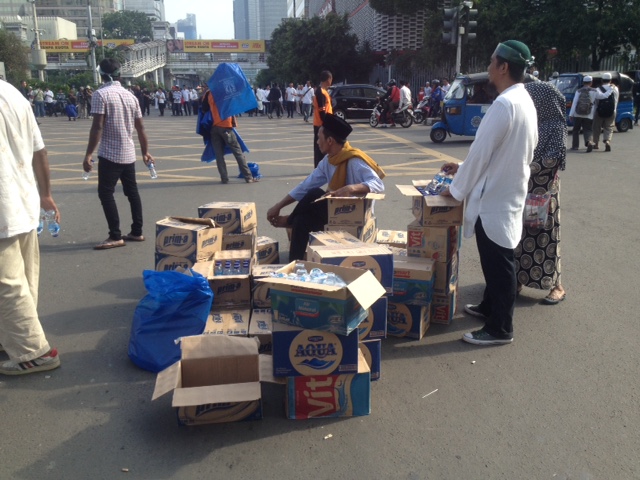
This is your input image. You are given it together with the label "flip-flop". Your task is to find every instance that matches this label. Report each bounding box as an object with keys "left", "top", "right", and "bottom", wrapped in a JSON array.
[{"left": 542, "top": 292, "right": 566, "bottom": 305}]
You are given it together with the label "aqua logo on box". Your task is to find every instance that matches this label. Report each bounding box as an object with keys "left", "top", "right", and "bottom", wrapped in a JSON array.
[
  {"left": 290, "top": 332, "right": 343, "bottom": 376},
  {"left": 387, "top": 303, "right": 412, "bottom": 336}
]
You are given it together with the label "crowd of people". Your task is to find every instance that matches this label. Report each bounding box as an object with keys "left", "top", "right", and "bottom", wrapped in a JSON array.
[{"left": 252, "top": 82, "right": 317, "bottom": 121}]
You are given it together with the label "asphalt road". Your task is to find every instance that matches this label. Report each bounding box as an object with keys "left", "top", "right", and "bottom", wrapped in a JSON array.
[{"left": 1, "top": 110, "right": 639, "bottom": 480}]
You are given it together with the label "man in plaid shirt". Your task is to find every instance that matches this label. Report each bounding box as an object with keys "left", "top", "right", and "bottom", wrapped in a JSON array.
[{"left": 83, "top": 59, "right": 154, "bottom": 250}]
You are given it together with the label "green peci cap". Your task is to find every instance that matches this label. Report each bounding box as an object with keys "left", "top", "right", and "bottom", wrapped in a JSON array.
[{"left": 494, "top": 40, "right": 535, "bottom": 67}]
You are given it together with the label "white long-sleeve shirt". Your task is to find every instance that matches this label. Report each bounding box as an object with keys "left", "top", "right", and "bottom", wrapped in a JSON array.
[
  {"left": 289, "top": 155, "right": 384, "bottom": 201},
  {"left": 398, "top": 85, "right": 412, "bottom": 109},
  {"left": 449, "top": 83, "right": 538, "bottom": 249},
  {"left": 569, "top": 86, "right": 597, "bottom": 119}
]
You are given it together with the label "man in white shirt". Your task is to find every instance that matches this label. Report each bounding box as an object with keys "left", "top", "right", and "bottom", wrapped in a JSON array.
[
  {"left": 441, "top": 40, "right": 538, "bottom": 346},
  {"left": 285, "top": 82, "right": 298, "bottom": 118},
  {"left": 182, "top": 86, "right": 191, "bottom": 116},
  {"left": 441, "top": 79, "right": 451, "bottom": 93},
  {"left": 592, "top": 72, "right": 619, "bottom": 152},
  {"left": 398, "top": 80, "right": 412, "bottom": 110},
  {"left": 44, "top": 86, "right": 55, "bottom": 116},
  {"left": 300, "top": 80, "right": 314, "bottom": 123},
  {"left": 568, "top": 75, "right": 597, "bottom": 151},
  {"left": 172, "top": 87, "right": 182, "bottom": 116}
]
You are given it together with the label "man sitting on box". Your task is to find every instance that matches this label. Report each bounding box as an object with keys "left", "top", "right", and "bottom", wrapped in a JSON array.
[{"left": 266, "top": 114, "right": 385, "bottom": 261}]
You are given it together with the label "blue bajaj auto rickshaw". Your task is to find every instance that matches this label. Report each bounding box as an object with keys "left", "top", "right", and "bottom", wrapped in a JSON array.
[
  {"left": 430, "top": 72, "right": 537, "bottom": 143},
  {"left": 552, "top": 71, "right": 635, "bottom": 132}
]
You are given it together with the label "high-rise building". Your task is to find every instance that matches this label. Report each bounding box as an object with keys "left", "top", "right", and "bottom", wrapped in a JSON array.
[
  {"left": 32, "top": 0, "right": 121, "bottom": 38},
  {"left": 287, "top": 0, "right": 308, "bottom": 18},
  {"left": 124, "top": 0, "right": 164, "bottom": 21},
  {"left": 176, "top": 13, "right": 196, "bottom": 40},
  {"left": 233, "top": 0, "right": 287, "bottom": 40},
  {"left": 0, "top": 0, "right": 30, "bottom": 17}
]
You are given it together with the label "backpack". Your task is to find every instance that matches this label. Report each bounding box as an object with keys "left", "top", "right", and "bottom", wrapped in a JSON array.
[
  {"left": 575, "top": 88, "right": 592, "bottom": 116},
  {"left": 596, "top": 86, "right": 615, "bottom": 118}
]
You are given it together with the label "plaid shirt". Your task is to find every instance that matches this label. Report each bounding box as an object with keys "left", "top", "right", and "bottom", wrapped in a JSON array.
[{"left": 91, "top": 81, "right": 142, "bottom": 164}]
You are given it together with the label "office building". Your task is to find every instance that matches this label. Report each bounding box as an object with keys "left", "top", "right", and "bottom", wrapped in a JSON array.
[
  {"left": 124, "top": 0, "right": 164, "bottom": 21},
  {"left": 233, "top": 0, "right": 287, "bottom": 40},
  {"left": 176, "top": 13, "right": 196, "bottom": 40}
]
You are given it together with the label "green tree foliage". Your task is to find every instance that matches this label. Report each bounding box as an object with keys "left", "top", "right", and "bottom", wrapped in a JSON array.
[
  {"left": 102, "top": 11, "right": 152, "bottom": 42},
  {"left": 266, "top": 13, "right": 375, "bottom": 85},
  {"left": 0, "top": 28, "right": 31, "bottom": 86}
]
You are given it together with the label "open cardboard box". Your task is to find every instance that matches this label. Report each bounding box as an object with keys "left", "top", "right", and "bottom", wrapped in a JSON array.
[
  {"left": 152, "top": 335, "right": 282, "bottom": 425},
  {"left": 155, "top": 216, "right": 223, "bottom": 262},
  {"left": 396, "top": 183, "right": 463, "bottom": 226},
  {"left": 257, "top": 261, "right": 385, "bottom": 336}
]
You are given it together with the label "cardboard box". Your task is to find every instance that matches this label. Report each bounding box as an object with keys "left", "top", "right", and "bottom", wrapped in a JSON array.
[
  {"left": 433, "top": 252, "right": 459, "bottom": 295},
  {"left": 325, "top": 216, "right": 377, "bottom": 243},
  {"left": 391, "top": 256, "right": 436, "bottom": 306},
  {"left": 358, "top": 296, "right": 387, "bottom": 341},
  {"left": 152, "top": 335, "right": 278, "bottom": 425},
  {"left": 387, "top": 246, "right": 407, "bottom": 256},
  {"left": 193, "top": 258, "right": 252, "bottom": 308},
  {"left": 360, "top": 339, "right": 381, "bottom": 381},
  {"left": 285, "top": 348, "right": 371, "bottom": 419},
  {"left": 204, "top": 309, "right": 251, "bottom": 336},
  {"left": 376, "top": 229, "right": 408, "bottom": 249},
  {"left": 387, "top": 301, "right": 430, "bottom": 339},
  {"left": 256, "top": 236, "right": 280, "bottom": 265},
  {"left": 251, "top": 264, "right": 285, "bottom": 308},
  {"left": 155, "top": 253, "right": 195, "bottom": 272},
  {"left": 198, "top": 202, "right": 258, "bottom": 234},
  {"left": 431, "top": 291, "right": 457, "bottom": 325},
  {"left": 396, "top": 183, "right": 463, "bottom": 226},
  {"left": 324, "top": 193, "right": 384, "bottom": 226},
  {"left": 407, "top": 223, "right": 459, "bottom": 263},
  {"left": 260, "top": 261, "right": 385, "bottom": 336},
  {"left": 308, "top": 231, "right": 346, "bottom": 247},
  {"left": 249, "top": 309, "right": 273, "bottom": 353},
  {"left": 272, "top": 323, "right": 360, "bottom": 377},
  {"left": 155, "top": 217, "right": 222, "bottom": 261},
  {"left": 307, "top": 244, "right": 394, "bottom": 295},
  {"left": 222, "top": 232, "right": 256, "bottom": 252}
]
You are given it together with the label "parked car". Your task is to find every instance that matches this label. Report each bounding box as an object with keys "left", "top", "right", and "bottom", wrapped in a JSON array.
[{"left": 328, "top": 84, "right": 387, "bottom": 121}]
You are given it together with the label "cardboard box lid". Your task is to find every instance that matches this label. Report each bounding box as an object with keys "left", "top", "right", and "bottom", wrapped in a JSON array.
[
  {"left": 169, "top": 216, "right": 217, "bottom": 228},
  {"left": 172, "top": 382, "right": 261, "bottom": 407},
  {"left": 257, "top": 261, "right": 385, "bottom": 310},
  {"left": 313, "top": 192, "right": 385, "bottom": 203},
  {"left": 393, "top": 255, "right": 435, "bottom": 272},
  {"left": 395, "top": 185, "right": 462, "bottom": 206}
]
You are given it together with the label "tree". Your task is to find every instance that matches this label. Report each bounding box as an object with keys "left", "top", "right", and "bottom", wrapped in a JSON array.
[
  {"left": 0, "top": 28, "right": 31, "bottom": 86},
  {"left": 266, "top": 14, "right": 375, "bottom": 85},
  {"left": 102, "top": 11, "right": 152, "bottom": 43}
]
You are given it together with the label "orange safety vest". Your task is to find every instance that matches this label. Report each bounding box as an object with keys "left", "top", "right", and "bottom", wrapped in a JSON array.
[
  {"left": 206, "top": 91, "right": 235, "bottom": 128},
  {"left": 313, "top": 87, "right": 333, "bottom": 127}
]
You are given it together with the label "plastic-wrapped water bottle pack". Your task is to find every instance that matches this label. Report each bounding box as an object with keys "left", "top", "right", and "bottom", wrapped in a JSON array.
[
  {"left": 416, "top": 170, "right": 454, "bottom": 196},
  {"left": 270, "top": 264, "right": 347, "bottom": 287}
]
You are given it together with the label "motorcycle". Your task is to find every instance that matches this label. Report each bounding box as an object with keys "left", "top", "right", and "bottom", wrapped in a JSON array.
[
  {"left": 412, "top": 97, "right": 431, "bottom": 124},
  {"left": 369, "top": 101, "right": 414, "bottom": 128}
]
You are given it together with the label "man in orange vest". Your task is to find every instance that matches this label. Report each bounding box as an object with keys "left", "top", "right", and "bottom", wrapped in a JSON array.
[
  {"left": 203, "top": 90, "right": 256, "bottom": 184},
  {"left": 312, "top": 70, "right": 333, "bottom": 168}
]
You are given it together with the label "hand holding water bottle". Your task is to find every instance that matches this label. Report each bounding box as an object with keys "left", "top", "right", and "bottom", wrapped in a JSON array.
[
  {"left": 39, "top": 196, "right": 60, "bottom": 237},
  {"left": 143, "top": 154, "right": 157, "bottom": 179}
]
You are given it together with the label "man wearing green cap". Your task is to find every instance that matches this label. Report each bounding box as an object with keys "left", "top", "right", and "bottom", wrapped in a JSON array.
[{"left": 441, "top": 40, "right": 539, "bottom": 346}]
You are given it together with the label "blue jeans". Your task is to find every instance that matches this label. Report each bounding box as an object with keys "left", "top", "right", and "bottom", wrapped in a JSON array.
[{"left": 34, "top": 101, "right": 45, "bottom": 117}]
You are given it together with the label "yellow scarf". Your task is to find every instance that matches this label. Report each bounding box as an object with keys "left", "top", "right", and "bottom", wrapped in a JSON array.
[{"left": 328, "top": 142, "right": 386, "bottom": 191}]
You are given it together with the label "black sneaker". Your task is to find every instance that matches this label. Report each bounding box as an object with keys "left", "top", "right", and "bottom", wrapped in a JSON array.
[
  {"left": 605, "top": 141, "right": 611, "bottom": 152},
  {"left": 462, "top": 329, "right": 513, "bottom": 346},
  {"left": 464, "top": 304, "right": 488, "bottom": 319},
  {"left": 586, "top": 143, "right": 593, "bottom": 153}
]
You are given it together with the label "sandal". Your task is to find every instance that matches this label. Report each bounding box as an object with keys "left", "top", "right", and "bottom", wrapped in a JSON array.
[
  {"left": 94, "top": 238, "right": 125, "bottom": 250},
  {"left": 123, "top": 234, "right": 145, "bottom": 242},
  {"left": 542, "top": 289, "right": 566, "bottom": 305}
]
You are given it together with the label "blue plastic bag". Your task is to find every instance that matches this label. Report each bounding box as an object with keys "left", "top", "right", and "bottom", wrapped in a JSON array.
[
  {"left": 196, "top": 109, "right": 250, "bottom": 163},
  {"left": 207, "top": 63, "right": 258, "bottom": 120},
  {"left": 128, "top": 269, "right": 213, "bottom": 373}
]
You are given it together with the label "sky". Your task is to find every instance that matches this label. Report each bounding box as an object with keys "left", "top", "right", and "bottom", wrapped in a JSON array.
[{"left": 164, "top": 0, "right": 235, "bottom": 40}]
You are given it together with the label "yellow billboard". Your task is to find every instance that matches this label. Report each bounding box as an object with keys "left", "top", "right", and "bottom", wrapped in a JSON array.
[
  {"left": 166, "top": 39, "right": 265, "bottom": 53},
  {"left": 40, "top": 39, "right": 134, "bottom": 53}
]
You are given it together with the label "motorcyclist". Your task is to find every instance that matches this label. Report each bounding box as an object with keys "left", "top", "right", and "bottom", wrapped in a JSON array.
[
  {"left": 379, "top": 79, "right": 400, "bottom": 126},
  {"left": 429, "top": 79, "right": 444, "bottom": 117}
]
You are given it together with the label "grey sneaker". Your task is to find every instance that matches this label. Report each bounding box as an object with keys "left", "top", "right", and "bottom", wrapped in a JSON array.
[
  {"left": 464, "top": 304, "right": 488, "bottom": 319},
  {"left": 0, "top": 349, "right": 60, "bottom": 375},
  {"left": 462, "top": 329, "right": 513, "bottom": 346}
]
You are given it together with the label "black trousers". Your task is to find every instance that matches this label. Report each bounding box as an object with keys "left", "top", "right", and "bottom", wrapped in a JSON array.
[
  {"left": 313, "top": 126, "right": 323, "bottom": 168},
  {"left": 97, "top": 157, "right": 143, "bottom": 240},
  {"left": 287, "top": 188, "right": 327, "bottom": 261},
  {"left": 474, "top": 218, "right": 516, "bottom": 339},
  {"left": 158, "top": 103, "right": 165, "bottom": 116}
]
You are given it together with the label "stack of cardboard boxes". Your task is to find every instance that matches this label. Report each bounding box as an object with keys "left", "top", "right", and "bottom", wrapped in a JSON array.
[{"left": 323, "top": 193, "right": 384, "bottom": 243}]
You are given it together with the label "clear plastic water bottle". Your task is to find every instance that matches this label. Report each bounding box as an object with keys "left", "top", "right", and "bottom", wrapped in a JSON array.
[
  {"left": 37, "top": 208, "right": 45, "bottom": 236},
  {"left": 323, "top": 272, "right": 336, "bottom": 286},
  {"left": 222, "top": 260, "right": 232, "bottom": 276},
  {"left": 242, "top": 260, "right": 250, "bottom": 275},
  {"left": 148, "top": 162, "right": 158, "bottom": 179},
  {"left": 44, "top": 210, "right": 60, "bottom": 237},
  {"left": 214, "top": 261, "right": 223, "bottom": 276},
  {"left": 83, "top": 160, "right": 94, "bottom": 180},
  {"left": 233, "top": 260, "right": 241, "bottom": 275}
]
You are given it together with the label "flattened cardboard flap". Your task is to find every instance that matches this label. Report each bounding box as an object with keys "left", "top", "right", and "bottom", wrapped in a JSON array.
[
  {"left": 152, "top": 361, "right": 182, "bottom": 401},
  {"left": 180, "top": 334, "right": 259, "bottom": 360},
  {"left": 172, "top": 382, "right": 261, "bottom": 407},
  {"left": 170, "top": 216, "right": 217, "bottom": 228},
  {"left": 424, "top": 195, "right": 462, "bottom": 207},
  {"left": 347, "top": 269, "right": 386, "bottom": 310},
  {"left": 396, "top": 184, "right": 424, "bottom": 197},
  {"left": 192, "top": 260, "right": 213, "bottom": 277}
]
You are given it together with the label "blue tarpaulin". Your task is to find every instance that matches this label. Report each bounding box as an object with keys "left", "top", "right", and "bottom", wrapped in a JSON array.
[{"left": 206, "top": 63, "right": 258, "bottom": 120}]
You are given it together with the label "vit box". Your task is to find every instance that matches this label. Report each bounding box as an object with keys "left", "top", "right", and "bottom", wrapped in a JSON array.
[
  {"left": 325, "top": 216, "right": 377, "bottom": 244},
  {"left": 204, "top": 308, "right": 251, "bottom": 336},
  {"left": 387, "top": 301, "right": 430, "bottom": 340},
  {"left": 249, "top": 309, "right": 273, "bottom": 354},
  {"left": 396, "top": 183, "right": 463, "bottom": 227},
  {"left": 152, "top": 335, "right": 279, "bottom": 425},
  {"left": 307, "top": 244, "right": 394, "bottom": 294},
  {"left": 272, "top": 323, "right": 360, "bottom": 377},
  {"left": 407, "top": 223, "right": 459, "bottom": 263},
  {"left": 358, "top": 296, "right": 387, "bottom": 341},
  {"left": 376, "top": 229, "right": 408, "bottom": 249},
  {"left": 285, "top": 348, "right": 371, "bottom": 419},
  {"left": 198, "top": 201, "right": 257, "bottom": 234},
  {"left": 323, "top": 193, "right": 384, "bottom": 226},
  {"left": 256, "top": 236, "right": 280, "bottom": 264},
  {"left": 360, "top": 339, "right": 381, "bottom": 381},
  {"left": 155, "top": 217, "right": 222, "bottom": 261},
  {"left": 433, "top": 252, "right": 459, "bottom": 295},
  {"left": 260, "top": 261, "right": 385, "bottom": 336},
  {"left": 391, "top": 256, "right": 436, "bottom": 306},
  {"left": 431, "top": 291, "right": 457, "bottom": 325},
  {"left": 251, "top": 264, "right": 285, "bottom": 308}
]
